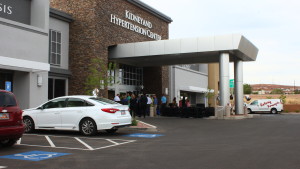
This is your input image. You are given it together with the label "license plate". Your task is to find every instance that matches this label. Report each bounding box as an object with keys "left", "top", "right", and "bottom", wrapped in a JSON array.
[
  {"left": 0, "top": 113, "right": 9, "bottom": 120},
  {"left": 121, "top": 111, "right": 126, "bottom": 115}
]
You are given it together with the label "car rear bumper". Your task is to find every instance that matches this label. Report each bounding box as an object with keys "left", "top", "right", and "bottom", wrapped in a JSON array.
[
  {"left": 0, "top": 124, "right": 25, "bottom": 140},
  {"left": 96, "top": 117, "right": 132, "bottom": 130}
]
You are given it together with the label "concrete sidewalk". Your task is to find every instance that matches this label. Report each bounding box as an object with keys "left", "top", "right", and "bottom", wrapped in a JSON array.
[{"left": 127, "top": 120, "right": 158, "bottom": 131}]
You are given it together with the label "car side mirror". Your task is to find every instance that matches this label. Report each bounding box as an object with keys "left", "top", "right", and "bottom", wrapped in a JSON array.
[{"left": 37, "top": 106, "right": 44, "bottom": 110}]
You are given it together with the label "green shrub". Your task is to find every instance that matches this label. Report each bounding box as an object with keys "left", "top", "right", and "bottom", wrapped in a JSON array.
[
  {"left": 279, "top": 94, "right": 287, "bottom": 104},
  {"left": 296, "top": 110, "right": 300, "bottom": 113},
  {"left": 131, "top": 119, "right": 138, "bottom": 126}
]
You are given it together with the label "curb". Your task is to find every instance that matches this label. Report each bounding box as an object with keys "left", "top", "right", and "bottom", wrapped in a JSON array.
[{"left": 124, "top": 120, "right": 158, "bottom": 132}]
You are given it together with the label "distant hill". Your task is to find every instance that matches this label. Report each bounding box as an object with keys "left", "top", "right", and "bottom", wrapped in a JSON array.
[{"left": 251, "top": 84, "right": 300, "bottom": 94}]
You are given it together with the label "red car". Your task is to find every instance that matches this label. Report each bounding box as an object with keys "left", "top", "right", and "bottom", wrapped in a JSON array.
[{"left": 0, "top": 90, "right": 25, "bottom": 147}]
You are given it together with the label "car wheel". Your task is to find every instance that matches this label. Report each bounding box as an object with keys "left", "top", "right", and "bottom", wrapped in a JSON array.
[
  {"left": 271, "top": 108, "right": 278, "bottom": 114},
  {"left": 80, "top": 118, "right": 97, "bottom": 136},
  {"left": 106, "top": 129, "right": 118, "bottom": 134},
  {"left": 247, "top": 108, "right": 252, "bottom": 114},
  {"left": 23, "top": 116, "right": 35, "bottom": 133},
  {"left": 0, "top": 139, "right": 17, "bottom": 147}
]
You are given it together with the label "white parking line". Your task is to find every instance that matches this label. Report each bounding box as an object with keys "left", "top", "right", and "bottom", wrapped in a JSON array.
[
  {"left": 0, "top": 166, "right": 7, "bottom": 169},
  {"left": 17, "top": 134, "right": 136, "bottom": 151},
  {"left": 45, "top": 136, "right": 56, "bottom": 147},
  {"left": 94, "top": 140, "right": 136, "bottom": 150},
  {"left": 106, "top": 139, "right": 120, "bottom": 145},
  {"left": 74, "top": 137, "right": 94, "bottom": 150}
]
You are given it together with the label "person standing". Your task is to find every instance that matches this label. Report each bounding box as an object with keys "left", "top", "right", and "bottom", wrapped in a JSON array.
[
  {"left": 160, "top": 94, "right": 167, "bottom": 115},
  {"left": 114, "top": 94, "right": 120, "bottom": 103},
  {"left": 126, "top": 92, "right": 131, "bottom": 106},
  {"left": 140, "top": 94, "right": 148, "bottom": 118},
  {"left": 172, "top": 97, "right": 177, "bottom": 108},
  {"left": 146, "top": 95, "right": 152, "bottom": 116},
  {"left": 153, "top": 94, "right": 158, "bottom": 116},
  {"left": 129, "top": 94, "right": 137, "bottom": 118}
]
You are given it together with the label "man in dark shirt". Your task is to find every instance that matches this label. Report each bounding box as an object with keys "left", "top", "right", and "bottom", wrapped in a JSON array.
[{"left": 140, "top": 94, "right": 148, "bottom": 118}]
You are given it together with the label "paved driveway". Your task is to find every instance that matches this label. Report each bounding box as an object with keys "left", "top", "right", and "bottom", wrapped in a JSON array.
[{"left": 1, "top": 114, "right": 300, "bottom": 169}]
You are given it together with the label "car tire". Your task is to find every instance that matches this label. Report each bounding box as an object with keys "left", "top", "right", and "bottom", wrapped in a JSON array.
[
  {"left": 80, "top": 118, "right": 97, "bottom": 136},
  {"left": 271, "top": 108, "right": 278, "bottom": 114},
  {"left": 106, "top": 129, "right": 118, "bottom": 134},
  {"left": 23, "top": 116, "right": 35, "bottom": 133},
  {"left": 0, "top": 139, "right": 17, "bottom": 147},
  {"left": 247, "top": 108, "right": 252, "bottom": 114}
]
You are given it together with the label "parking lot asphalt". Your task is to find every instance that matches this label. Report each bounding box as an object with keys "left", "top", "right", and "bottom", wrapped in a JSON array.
[{"left": 1, "top": 114, "right": 300, "bottom": 169}]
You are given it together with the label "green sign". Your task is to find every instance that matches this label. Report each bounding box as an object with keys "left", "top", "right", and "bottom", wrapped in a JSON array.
[{"left": 229, "top": 79, "right": 234, "bottom": 88}]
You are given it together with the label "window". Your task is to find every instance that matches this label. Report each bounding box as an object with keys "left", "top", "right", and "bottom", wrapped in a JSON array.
[
  {"left": 42, "top": 98, "right": 66, "bottom": 109},
  {"left": 49, "top": 30, "right": 62, "bottom": 66},
  {"left": 0, "top": 92, "right": 17, "bottom": 107},
  {"left": 119, "top": 65, "right": 143, "bottom": 86},
  {"left": 107, "top": 69, "right": 115, "bottom": 84},
  {"left": 250, "top": 100, "right": 258, "bottom": 105},
  {"left": 66, "top": 98, "right": 93, "bottom": 107}
]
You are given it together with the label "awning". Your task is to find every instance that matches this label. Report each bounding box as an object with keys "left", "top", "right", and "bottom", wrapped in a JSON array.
[
  {"left": 0, "top": 55, "right": 50, "bottom": 72},
  {"left": 179, "top": 86, "right": 211, "bottom": 93}
]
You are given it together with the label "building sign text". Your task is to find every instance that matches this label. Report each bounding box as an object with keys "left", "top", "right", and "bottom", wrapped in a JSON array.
[{"left": 110, "top": 10, "right": 162, "bottom": 40}]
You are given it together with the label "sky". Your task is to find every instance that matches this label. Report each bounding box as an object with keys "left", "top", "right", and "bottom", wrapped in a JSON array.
[{"left": 141, "top": 0, "right": 300, "bottom": 86}]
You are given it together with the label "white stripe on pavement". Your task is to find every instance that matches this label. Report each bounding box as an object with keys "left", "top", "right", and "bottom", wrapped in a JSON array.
[
  {"left": 0, "top": 166, "right": 7, "bottom": 169},
  {"left": 106, "top": 139, "right": 120, "bottom": 145},
  {"left": 74, "top": 137, "right": 94, "bottom": 150},
  {"left": 45, "top": 136, "right": 56, "bottom": 147}
]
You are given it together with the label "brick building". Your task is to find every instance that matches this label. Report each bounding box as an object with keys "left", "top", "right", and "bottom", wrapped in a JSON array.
[{"left": 50, "top": 0, "right": 172, "bottom": 99}]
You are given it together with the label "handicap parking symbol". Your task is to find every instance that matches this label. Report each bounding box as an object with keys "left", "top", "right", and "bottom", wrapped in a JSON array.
[
  {"left": 0, "top": 151, "right": 71, "bottom": 161},
  {"left": 124, "top": 133, "right": 164, "bottom": 138}
]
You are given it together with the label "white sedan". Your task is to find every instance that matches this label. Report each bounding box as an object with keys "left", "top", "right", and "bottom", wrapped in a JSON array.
[{"left": 22, "top": 96, "right": 132, "bottom": 136}]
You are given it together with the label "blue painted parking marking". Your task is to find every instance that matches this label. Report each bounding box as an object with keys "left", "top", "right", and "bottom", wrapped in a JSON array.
[
  {"left": 124, "top": 133, "right": 164, "bottom": 138},
  {"left": 0, "top": 151, "right": 71, "bottom": 161}
]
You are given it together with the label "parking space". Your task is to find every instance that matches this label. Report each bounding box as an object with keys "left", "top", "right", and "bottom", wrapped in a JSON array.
[{"left": 16, "top": 134, "right": 136, "bottom": 151}]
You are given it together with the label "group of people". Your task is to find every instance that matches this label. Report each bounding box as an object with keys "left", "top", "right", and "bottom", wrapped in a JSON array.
[
  {"left": 169, "top": 97, "right": 190, "bottom": 108},
  {"left": 113, "top": 92, "right": 167, "bottom": 118}
]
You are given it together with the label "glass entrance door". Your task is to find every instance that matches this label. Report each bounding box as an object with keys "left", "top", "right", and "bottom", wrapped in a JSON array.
[{"left": 48, "top": 78, "right": 66, "bottom": 100}]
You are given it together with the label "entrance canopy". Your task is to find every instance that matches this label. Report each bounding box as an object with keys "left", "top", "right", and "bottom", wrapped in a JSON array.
[{"left": 108, "top": 34, "right": 258, "bottom": 67}]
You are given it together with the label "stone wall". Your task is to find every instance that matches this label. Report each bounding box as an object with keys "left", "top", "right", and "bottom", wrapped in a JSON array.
[{"left": 50, "top": 0, "right": 170, "bottom": 97}]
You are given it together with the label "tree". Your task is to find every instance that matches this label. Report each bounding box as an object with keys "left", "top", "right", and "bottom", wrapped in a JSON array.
[
  {"left": 243, "top": 84, "right": 252, "bottom": 94},
  {"left": 279, "top": 94, "right": 286, "bottom": 104},
  {"left": 85, "top": 57, "right": 116, "bottom": 97},
  {"left": 271, "top": 88, "right": 284, "bottom": 94},
  {"left": 295, "top": 89, "right": 300, "bottom": 94}
]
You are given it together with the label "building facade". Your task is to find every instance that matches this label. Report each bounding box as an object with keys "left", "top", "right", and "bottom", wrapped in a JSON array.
[
  {"left": 0, "top": 0, "right": 214, "bottom": 109},
  {"left": 0, "top": 0, "right": 50, "bottom": 109},
  {"left": 50, "top": 0, "right": 172, "bottom": 100},
  {"left": 48, "top": 8, "right": 73, "bottom": 100}
]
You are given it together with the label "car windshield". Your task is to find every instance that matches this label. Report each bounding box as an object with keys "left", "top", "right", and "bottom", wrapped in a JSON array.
[
  {"left": 89, "top": 97, "right": 119, "bottom": 105},
  {"left": 0, "top": 92, "right": 17, "bottom": 107}
]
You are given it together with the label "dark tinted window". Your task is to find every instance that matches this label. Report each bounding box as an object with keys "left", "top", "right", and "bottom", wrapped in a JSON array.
[
  {"left": 66, "top": 98, "right": 94, "bottom": 107},
  {"left": 0, "top": 92, "right": 17, "bottom": 107},
  {"left": 67, "top": 98, "right": 85, "bottom": 107},
  {"left": 43, "top": 98, "right": 66, "bottom": 109}
]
